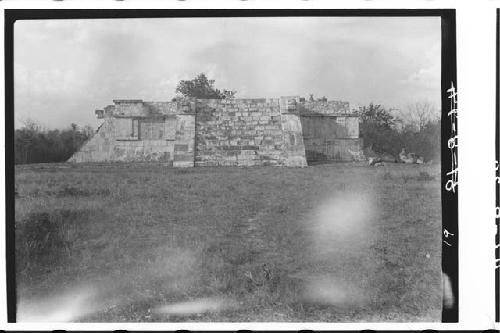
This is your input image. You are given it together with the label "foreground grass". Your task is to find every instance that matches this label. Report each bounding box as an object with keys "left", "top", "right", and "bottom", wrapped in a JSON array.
[{"left": 15, "top": 162, "right": 442, "bottom": 322}]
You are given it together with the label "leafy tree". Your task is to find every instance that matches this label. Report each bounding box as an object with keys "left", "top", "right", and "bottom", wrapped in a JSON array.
[
  {"left": 358, "top": 103, "right": 395, "bottom": 127},
  {"left": 357, "top": 102, "right": 441, "bottom": 162},
  {"left": 175, "top": 73, "right": 236, "bottom": 99},
  {"left": 357, "top": 103, "right": 400, "bottom": 156}
]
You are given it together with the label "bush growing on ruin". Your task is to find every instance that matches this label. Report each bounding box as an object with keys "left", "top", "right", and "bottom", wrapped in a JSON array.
[{"left": 175, "top": 73, "right": 236, "bottom": 99}]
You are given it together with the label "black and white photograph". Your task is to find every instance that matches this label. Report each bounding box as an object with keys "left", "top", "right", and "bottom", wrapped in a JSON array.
[{"left": 8, "top": 11, "right": 452, "bottom": 323}]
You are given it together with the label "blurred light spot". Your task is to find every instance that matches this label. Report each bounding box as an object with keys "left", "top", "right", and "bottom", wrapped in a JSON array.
[
  {"left": 311, "top": 193, "right": 375, "bottom": 249},
  {"left": 17, "top": 287, "right": 98, "bottom": 322},
  {"left": 302, "top": 276, "right": 369, "bottom": 307}
]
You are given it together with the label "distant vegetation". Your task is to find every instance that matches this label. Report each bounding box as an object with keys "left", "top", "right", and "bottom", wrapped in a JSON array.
[
  {"left": 14, "top": 121, "right": 93, "bottom": 165},
  {"left": 357, "top": 102, "right": 441, "bottom": 162}
]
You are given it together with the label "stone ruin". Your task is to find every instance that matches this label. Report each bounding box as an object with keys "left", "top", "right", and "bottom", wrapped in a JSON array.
[{"left": 68, "top": 96, "right": 364, "bottom": 167}]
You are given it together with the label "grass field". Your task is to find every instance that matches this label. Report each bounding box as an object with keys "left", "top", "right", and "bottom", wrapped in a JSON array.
[{"left": 14, "top": 162, "right": 442, "bottom": 322}]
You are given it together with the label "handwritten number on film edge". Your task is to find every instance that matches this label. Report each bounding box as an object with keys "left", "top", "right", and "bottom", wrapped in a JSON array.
[{"left": 446, "top": 82, "right": 458, "bottom": 195}]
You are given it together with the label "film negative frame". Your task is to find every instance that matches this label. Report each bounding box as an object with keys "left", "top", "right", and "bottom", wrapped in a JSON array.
[{"left": 4, "top": 8, "right": 458, "bottom": 323}]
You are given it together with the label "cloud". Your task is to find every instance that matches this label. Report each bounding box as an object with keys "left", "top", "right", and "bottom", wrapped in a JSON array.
[
  {"left": 14, "top": 17, "right": 441, "bottom": 129},
  {"left": 15, "top": 64, "right": 83, "bottom": 95},
  {"left": 396, "top": 42, "right": 441, "bottom": 109}
]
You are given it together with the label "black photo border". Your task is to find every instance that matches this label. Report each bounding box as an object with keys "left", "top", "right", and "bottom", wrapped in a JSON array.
[
  {"left": 496, "top": 8, "right": 500, "bottom": 324},
  {"left": 4, "top": 9, "right": 458, "bottom": 324}
]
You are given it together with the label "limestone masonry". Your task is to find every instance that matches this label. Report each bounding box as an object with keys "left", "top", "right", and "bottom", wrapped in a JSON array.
[{"left": 68, "top": 97, "right": 364, "bottom": 167}]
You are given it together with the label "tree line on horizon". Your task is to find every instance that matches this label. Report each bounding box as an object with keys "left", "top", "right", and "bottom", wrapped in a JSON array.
[
  {"left": 14, "top": 121, "right": 93, "bottom": 165},
  {"left": 357, "top": 102, "right": 441, "bottom": 163}
]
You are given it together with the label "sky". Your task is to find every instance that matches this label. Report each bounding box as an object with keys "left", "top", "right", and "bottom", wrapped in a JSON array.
[{"left": 14, "top": 17, "right": 441, "bottom": 129}]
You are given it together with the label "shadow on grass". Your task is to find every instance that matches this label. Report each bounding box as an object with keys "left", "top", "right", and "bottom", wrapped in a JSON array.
[{"left": 16, "top": 208, "right": 95, "bottom": 279}]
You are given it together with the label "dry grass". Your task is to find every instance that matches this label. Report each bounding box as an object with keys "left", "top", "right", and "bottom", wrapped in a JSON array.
[{"left": 15, "top": 162, "right": 442, "bottom": 322}]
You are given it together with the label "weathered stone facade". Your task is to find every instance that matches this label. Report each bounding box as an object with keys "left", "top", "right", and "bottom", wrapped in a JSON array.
[{"left": 69, "top": 97, "right": 364, "bottom": 167}]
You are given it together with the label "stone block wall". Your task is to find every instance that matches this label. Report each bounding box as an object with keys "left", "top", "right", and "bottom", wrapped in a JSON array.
[
  {"left": 300, "top": 114, "right": 364, "bottom": 162},
  {"left": 195, "top": 98, "right": 306, "bottom": 167},
  {"left": 112, "top": 100, "right": 148, "bottom": 117},
  {"left": 344, "top": 117, "right": 359, "bottom": 139},
  {"left": 71, "top": 100, "right": 193, "bottom": 165},
  {"left": 68, "top": 117, "right": 176, "bottom": 164},
  {"left": 173, "top": 114, "right": 196, "bottom": 167},
  {"left": 144, "top": 101, "right": 178, "bottom": 115},
  {"left": 70, "top": 96, "right": 360, "bottom": 166},
  {"left": 300, "top": 115, "right": 360, "bottom": 139},
  {"left": 303, "top": 137, "right": 364, "bottom": 161},
  {"left": 301, "top": 100, "right": 350, "bottom": 114},
  {"left": 280, "top": 113, "right": 308, "bottom": 167}
]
